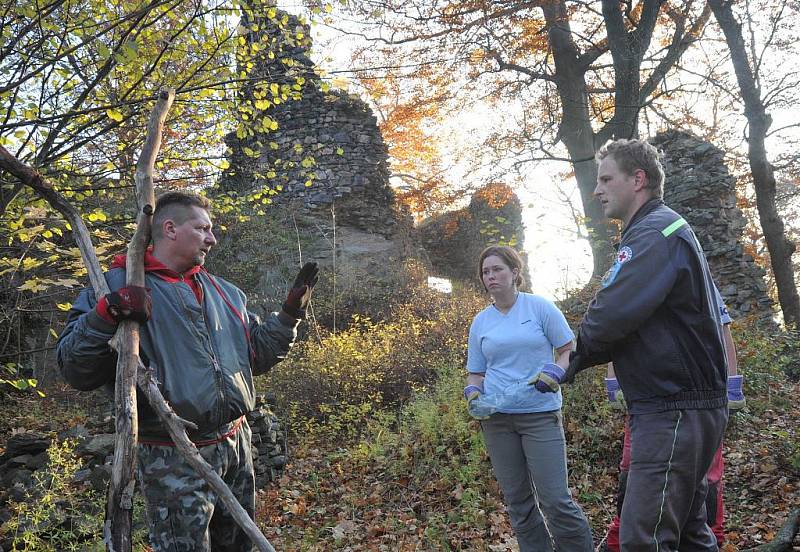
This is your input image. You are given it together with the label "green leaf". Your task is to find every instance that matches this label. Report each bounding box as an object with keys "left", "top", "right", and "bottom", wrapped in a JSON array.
[
  {"left": 97, "top": 41, "right": 110, "bottom": 59},
  {"left": 106, "top": 109, "right": 124, "bottom": 122}
]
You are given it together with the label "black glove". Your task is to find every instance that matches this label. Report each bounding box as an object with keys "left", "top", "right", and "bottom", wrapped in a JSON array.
[
  {"left": 563, "top": 333, "right": 600, "bottom": 384},
  {"left": 282, "top": 262, "right": 319, "bottom": 319},
  {"left": 104, "top": 286, "right": 152, "bottom": 324},
  {"left": 563, "top": 350, "right": 582, "bottom": 384}
]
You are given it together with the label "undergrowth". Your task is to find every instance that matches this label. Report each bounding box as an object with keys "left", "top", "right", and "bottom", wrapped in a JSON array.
[
  {"left": 261, "top": 283, "right": 487, "bottom": 443},
  {"left": 0, "top": 438, "right": 149, "bottom": 551},
  {"left": 1, "top": 439, "right": 104, "bottom": 551}
]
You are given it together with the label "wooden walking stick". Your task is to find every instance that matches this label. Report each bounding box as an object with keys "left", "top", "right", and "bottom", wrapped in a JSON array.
[
  {"left": 103, "top": 87, "right": 175, "bottom": 551},
  {"left": 0, "top": 89, "right": 276, "bottom": 552}
]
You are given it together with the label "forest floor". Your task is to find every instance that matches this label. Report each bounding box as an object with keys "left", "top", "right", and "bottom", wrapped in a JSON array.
[
  {"left": 1, "top": 377, "right": 799, "bottom": 551},
  {"left": 253, "top": 381, "right": 800, "bottom": 551}
]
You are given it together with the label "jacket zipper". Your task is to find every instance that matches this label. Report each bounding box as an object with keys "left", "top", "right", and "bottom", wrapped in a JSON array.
[{"left": 183, "top": 273, "right": 227, "bottom": 428}]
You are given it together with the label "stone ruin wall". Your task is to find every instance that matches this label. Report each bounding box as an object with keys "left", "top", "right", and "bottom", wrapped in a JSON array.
[
  {"left": 654, "top": 130, "right": 773, "bottom": 321},
  {"left": 416, "top": 183, "right": 527, "bottom": 287},
  {"left": 218, "top": 11, "right": 405, "bottom": 239},
  {"left": 214, "top": 9, "right": 418, "bottom": 323}
]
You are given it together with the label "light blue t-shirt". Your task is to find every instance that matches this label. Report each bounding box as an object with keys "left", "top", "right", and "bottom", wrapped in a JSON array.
[{"left": 467, "top": 292, "right": 574, "bottom": 413}]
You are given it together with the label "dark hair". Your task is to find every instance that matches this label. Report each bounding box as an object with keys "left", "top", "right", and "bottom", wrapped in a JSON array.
[
  {"left": 152, "top": 191, "right": 211, "bottom": 241},
  {"left": 596, "top": 138, "right": 665, "bottom": 197},
  {"left": 477, "top": 245, "right": 525, "bottom": 291}
]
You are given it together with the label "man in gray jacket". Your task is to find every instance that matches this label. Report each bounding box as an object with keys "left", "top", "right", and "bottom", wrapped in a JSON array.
[
  {"left": 58, "top": 191, "right": 318, "bottom": 551},
  {"left": 545, "top": 139, "right": 728, "bottom": 551}
]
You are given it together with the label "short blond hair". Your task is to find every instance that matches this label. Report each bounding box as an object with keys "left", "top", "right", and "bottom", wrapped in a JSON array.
[{"left": 597, "top": 138, "right": 665, "bottom": 197}]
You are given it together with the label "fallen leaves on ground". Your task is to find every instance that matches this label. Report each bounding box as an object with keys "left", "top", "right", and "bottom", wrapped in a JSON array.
[{"left": 256, "top": 379, "right": 800, "bottom": 551}]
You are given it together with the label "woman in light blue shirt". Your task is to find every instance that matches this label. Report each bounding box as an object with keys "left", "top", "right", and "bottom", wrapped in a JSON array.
[{"left": 465, "top": 245, "right": 592, "bottom": 552}]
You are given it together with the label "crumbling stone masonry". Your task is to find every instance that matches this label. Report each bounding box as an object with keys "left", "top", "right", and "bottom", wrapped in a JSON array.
[
  {"left": 218, "top": 10, "right": 403, "bottom": 238},
  {"left": 654, "top": 130, "right": 774, "bottom": 321},
  {"left": 416, "top": 182, "right": 527, "bottom": 286}
]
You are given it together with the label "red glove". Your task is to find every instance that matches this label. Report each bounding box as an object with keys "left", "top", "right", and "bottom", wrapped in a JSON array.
[
  {"left": 282, "top": 262, "right": 319, "bottom": 319},
  {"left": 97, "top": 286, "right": 152, "bottom": 324}
]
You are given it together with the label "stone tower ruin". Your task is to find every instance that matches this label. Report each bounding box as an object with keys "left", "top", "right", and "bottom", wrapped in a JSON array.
[{"left": 654, "top": 130, "right": 773, "bottom": 321}]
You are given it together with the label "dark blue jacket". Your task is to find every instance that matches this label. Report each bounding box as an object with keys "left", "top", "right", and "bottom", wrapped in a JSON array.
[{"left": 576, "top": 199, "right": 727, "bottom": 414}]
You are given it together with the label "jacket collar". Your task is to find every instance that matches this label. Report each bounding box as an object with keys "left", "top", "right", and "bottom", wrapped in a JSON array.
[
  {"left": 622, "top": 198, "right": 664, "bottom": 237},
  {"left": 110, "top": 249, "right": 203, "bottom": 283}
]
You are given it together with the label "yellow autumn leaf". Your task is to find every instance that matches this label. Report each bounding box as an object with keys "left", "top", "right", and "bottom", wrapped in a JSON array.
[{"left": 106, "top": 109, "right": 124, "bottom": 122}]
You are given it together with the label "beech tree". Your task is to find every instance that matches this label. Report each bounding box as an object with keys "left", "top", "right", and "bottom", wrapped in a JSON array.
[
  {"left": 0, "top": 0, "right": 313, "bottom": 371},
  {"left": 0, "top": 0, "right": 311, "bottom": 548}
]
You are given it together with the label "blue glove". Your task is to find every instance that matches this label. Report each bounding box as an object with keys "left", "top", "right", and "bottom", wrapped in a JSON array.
[
  {"left": 727, "top": 375, "right": 745, "bottom": 410},
  {"left": 463, "top": 385, "right": 490, "bottom": 420},
  {"left": 529, "top": 363, "right": 565, "bottom": 393},
  {"left": 605, "top": 377, "right": 626, "bottom": 410},
  {"left": 463, "top": 385, "right": 483, "bottom": 401}
]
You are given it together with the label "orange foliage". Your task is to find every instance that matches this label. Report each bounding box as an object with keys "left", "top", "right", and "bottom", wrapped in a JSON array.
[
  {"left": 358, "top": 73, "right": 464, "bottom": 217},
  {"left": 473, "top": 182, "right": 515, "bottom": 209},
  {"left": 442, "top": 211, "right": 473, "bottom": 238}
]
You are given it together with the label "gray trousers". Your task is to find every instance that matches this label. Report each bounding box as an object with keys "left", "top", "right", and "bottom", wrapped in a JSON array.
[
  {"left": 481, "top": 411, "right": 593, "bottom": 552},
  {"left": 138, "top": 420, "right": 255, "bottom": 552},
  {"left": 621, "top": 407, "right": 728, "bottom": 552}
]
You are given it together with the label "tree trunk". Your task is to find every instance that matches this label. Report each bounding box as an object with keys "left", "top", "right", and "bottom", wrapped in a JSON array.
[
  {"left": 709, "top": 0, "right": 800, "bottom": 327},
  {"left": 542, "top": 0, "right": 679, "bottom": 278},
  {"left": 543, "top": 0, "right": 616, "bottom": 277}
]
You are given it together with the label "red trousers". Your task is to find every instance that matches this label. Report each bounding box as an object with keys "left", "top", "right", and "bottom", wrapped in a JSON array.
[{"left": 605, "top": 417, "right": 724, "bottom": 551}]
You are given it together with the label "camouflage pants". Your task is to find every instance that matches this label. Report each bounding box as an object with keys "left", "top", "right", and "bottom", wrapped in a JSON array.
[{"left": 137, "top": 420, "right": 255, "bottom": 552}]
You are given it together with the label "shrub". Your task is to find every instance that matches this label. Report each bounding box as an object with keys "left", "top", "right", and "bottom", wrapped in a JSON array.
[
  {"left": 732, "top": 317, "right": 800, "bottom": 404},
  {"left": 0, "top": 438, "right": 151, "bottom": 551},
  {"left": 351, "top": 359, "right": 494, "bottom": 539},
  {"left": 262, "top": 284, "right": 486, "bottom": 442}
]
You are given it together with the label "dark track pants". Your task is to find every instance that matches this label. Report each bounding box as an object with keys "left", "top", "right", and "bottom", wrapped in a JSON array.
[
  {"left": 620, "top": 407, "right": 727, "bottom": 552},
  {"left": 606, "top": 418, "right": 726, "bottom": 551}
]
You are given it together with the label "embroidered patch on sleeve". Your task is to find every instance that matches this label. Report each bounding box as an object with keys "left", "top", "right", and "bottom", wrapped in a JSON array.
[
  {"left": 602, "top": 246, "right": 634, "bottom": 288},
  {"left": 617, "top": 246, "right": 633, "bottom": 264}
]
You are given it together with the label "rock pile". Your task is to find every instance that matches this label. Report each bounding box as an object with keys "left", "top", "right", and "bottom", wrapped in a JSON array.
[{"left": 246, "top": 393, "right": 287, "bottom": 487}]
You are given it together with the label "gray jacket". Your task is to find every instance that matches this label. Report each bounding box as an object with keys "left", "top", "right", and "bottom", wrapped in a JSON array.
[{"left": 57, "top": 266, "right": 296, "bottom": 441}]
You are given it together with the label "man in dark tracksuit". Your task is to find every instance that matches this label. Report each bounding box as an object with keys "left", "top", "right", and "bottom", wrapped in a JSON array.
[{"left": 567, "top": 139, "right": 728, "bottom": 551}]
